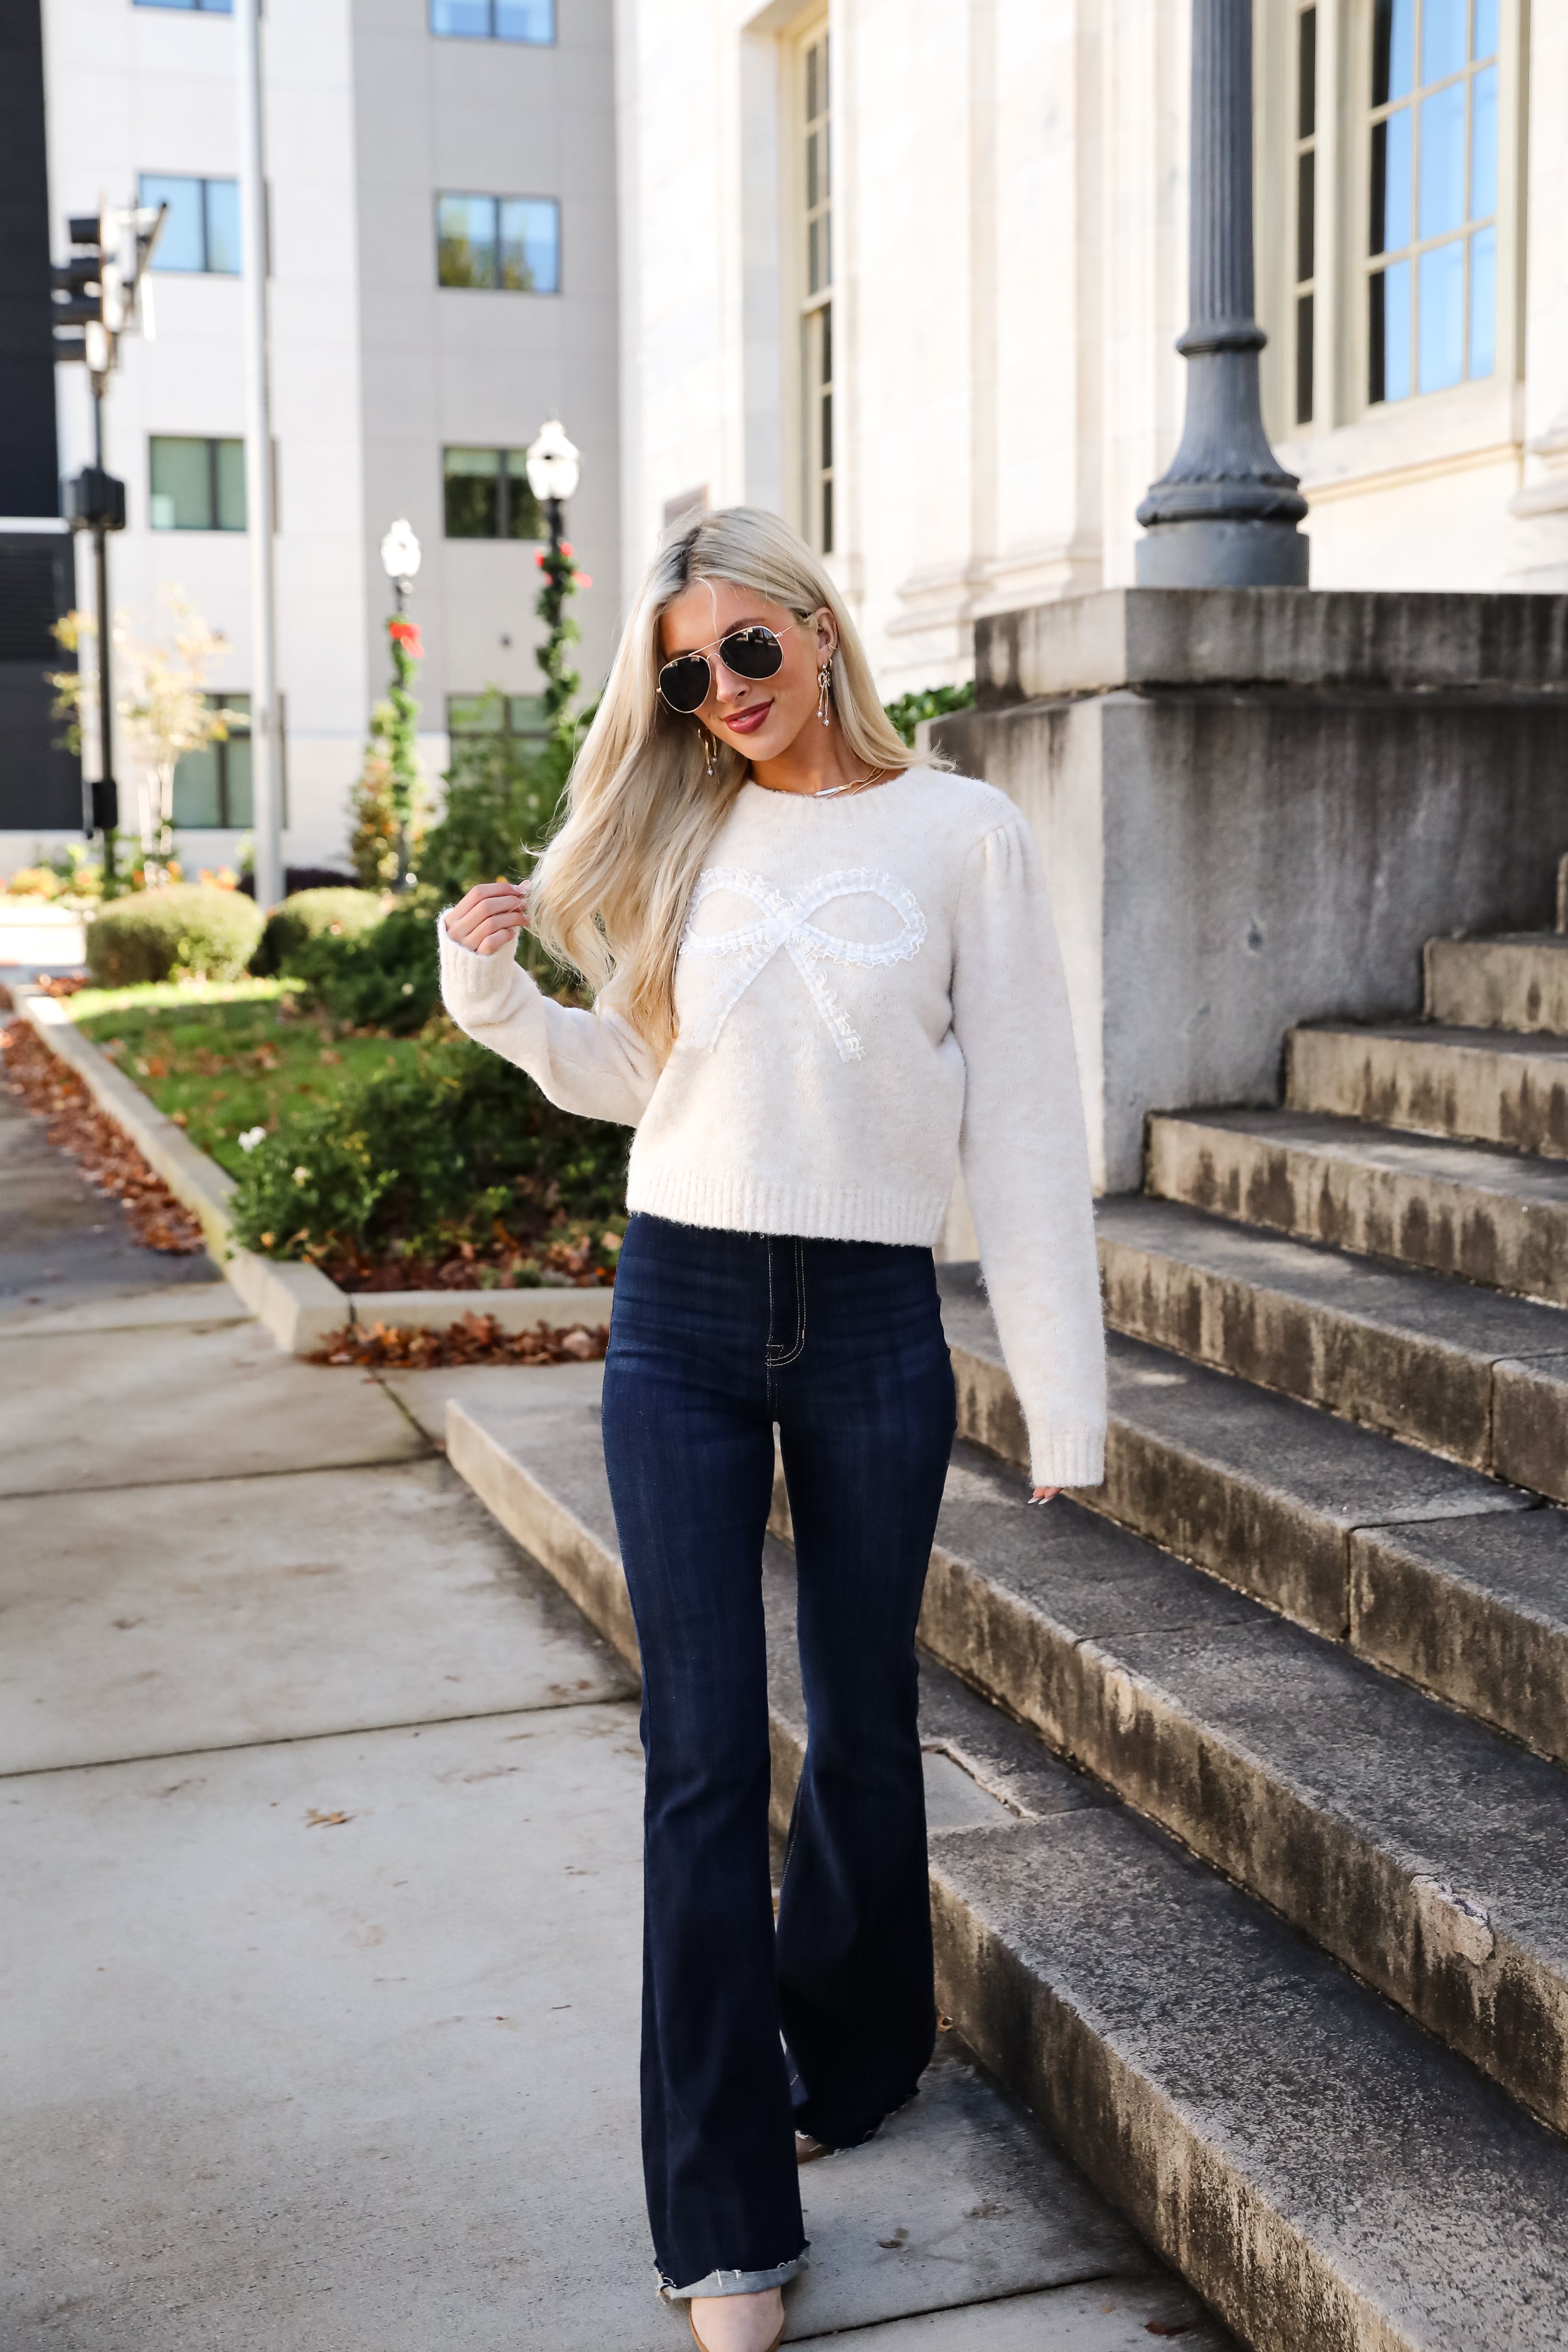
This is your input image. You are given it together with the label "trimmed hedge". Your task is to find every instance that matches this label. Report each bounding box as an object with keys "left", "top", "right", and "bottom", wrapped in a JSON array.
[
  {"left": 286, "top": 896, "right": 441, "bottom": 1034},
  {"left": 86, "top": 884, "right": 265, "bottom": 987},
  {"left": 251, "top": 886, "right": 385, "bottom": 979}
]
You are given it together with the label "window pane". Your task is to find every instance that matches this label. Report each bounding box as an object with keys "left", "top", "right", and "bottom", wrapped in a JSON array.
[
  {"left": 203, "top": 178, "right": 241, "bottom": 274},
  {"left": 806, "top": 41, "right": 818, "bottom": 122},
  {"left": 1469, "top": 223, "right": 1497, "bottom": 377},
  {"left": 1298, "top": 8, "right": 1317, "bottom": 140},
  {"left": 1370, "top": 258, "right": 1413, "bottom": 401},
  {"left": 506, "top": 694, "right": 548, "bottom": 736},
  {"left": 224, "top": 727, "right": 253, "bottom": 827},
  {"left": 172, "top": 740, "right": 222, "bottom": 827},
  {"left": 1418, "top": 238, "right": 1465, "bottom": 391},
  {"left": 448, "top": 695, "right": 503, "bottom": 734},
  {"left": 1296, "top": 291, "right": 1315, "bottom": 423},
  {"left": 214, "top": 438, "right": 247, "bottom": 530},
  {"left": 501, "top": 454, "right": 543, "bottom": 539},
  {"left": 1297, "top": 148, "right": 1315, "bottom": 283},
  {"left": 807, "top": 128, "right": 820, "bottom": 211},
  {"left": 140, "top": 174, "right": 206, "bottom": 272},
  {"left": 1370, "top": 106, "right": 1411, "bottom": 253},
  {"left": 431, "top": 0, "right": 490, "bottom": 31},
  {"left": 1422, "top": 0, "right": 1466, "bottom": 83},
  {"left": 437, "top": 194, "right": 497, "bottom": 287},
  {"left": 499, "top": 197, "right": 558, "bottom": 292},
  {"left": 1372, "top": 0, "right": 1413, "bottom": 105},
  {"left": 1418, "top": 81, "right": 1466, "bottom": 240},
  {"left": 445, "top": 448, "right": 501, "bottom": 537},
  {"left": 1473, "top": 0, "right": 1499, "bottom": 58},
  {"left": 150, "top": 437, "right": 214, "bottom": 528},
  {"left": 494, "top": 0, "right": 553, "bottom": 36},
  {"left": 1471, "top": 63, "right": 1498, "bottom": 218}
]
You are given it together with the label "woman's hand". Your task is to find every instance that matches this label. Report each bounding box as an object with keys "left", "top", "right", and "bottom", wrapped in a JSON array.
[
  {"left": 1029, "top": 1486, "right": 1060, "bottom": 1506},
  {"left": 447, "top": 879, "right": 530, "bottom": 958}
]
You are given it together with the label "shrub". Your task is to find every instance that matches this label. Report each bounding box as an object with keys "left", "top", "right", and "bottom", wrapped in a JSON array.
[
  {"left": 251, "top": 887, "right": 385, "bottom": 978},
  {"left": 287, "top": 896, "right": 442, "bottom": 1033},
  {"left": 884, "top": 681, "right": 976, "bottom": 747},
  {"left": 228, "top": 1032, "right": 629, "bottom": 1262},
  {"left": 86, "top": 883, "right": 265, "bottom": 987}
]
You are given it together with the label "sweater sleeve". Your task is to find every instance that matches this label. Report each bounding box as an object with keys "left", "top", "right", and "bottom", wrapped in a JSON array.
[
  {"left": 437, "top": 912, "right": 660, "bottom": 1127},
  {"left": 950, "top": 818, "right": 1106, "bottom": 1489}
]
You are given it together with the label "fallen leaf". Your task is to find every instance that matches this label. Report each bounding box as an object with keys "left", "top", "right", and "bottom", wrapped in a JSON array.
[{"left": 305, "top": 1808, "right": 353, "bottom": 1828}]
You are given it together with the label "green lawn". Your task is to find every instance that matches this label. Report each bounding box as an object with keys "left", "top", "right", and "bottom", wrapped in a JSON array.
[{"left": 72, "top": 981, "right": 424, "bottom": 1177}]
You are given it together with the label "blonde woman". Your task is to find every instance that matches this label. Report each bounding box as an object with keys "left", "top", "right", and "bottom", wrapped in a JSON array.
[{"left": 441, "top": 508, "right": 1105, "bottom": 2352}]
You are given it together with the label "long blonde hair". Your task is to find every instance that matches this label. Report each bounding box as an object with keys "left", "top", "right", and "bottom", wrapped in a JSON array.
[{"left": 528, "top": 505, "right": 916, "bottom": 1060}]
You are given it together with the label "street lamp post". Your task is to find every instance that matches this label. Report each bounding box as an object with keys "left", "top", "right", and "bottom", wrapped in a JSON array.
[
  {"left": 378, "top": 519, "right": 423, "bottom": 888},
  {"left": 236, "top": 0, "right": 284, "bottom": 912},
  {"left": 1136, "top": 0, "right": 1309, "bottom": 587},
  {"left": 524, "top": 417, "right": 580, "bottom": 558}
]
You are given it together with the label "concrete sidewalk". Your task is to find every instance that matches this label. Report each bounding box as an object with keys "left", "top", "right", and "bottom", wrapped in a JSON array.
[{"left": 0, "top": 1076, "right": 1227, "bottom": 2349}]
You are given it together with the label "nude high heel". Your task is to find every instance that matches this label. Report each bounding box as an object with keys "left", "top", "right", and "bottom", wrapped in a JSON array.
[{"left": 688, "top": 2302, "right": 786, "bottom": 2352}]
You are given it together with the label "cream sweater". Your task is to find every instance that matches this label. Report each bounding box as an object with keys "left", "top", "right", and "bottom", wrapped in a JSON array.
[{"left": 438, "top": 767, "right": 1106, "bottom": 1488}]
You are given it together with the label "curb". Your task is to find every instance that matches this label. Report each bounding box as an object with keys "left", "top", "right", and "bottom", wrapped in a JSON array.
[{"left": 10, "top": 985, "right": 613, "bottom": 1353}]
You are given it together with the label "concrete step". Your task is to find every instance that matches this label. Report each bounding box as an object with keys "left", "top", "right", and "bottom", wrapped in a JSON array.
[
  {"left": 949, "top": 1274, "right": 1568, "bottom": 1764},
  {"left": 1425, "top": 930, "right": 1568, "bottom": 1033},
  {"left": 1146, "top": 1104, "right": 1568, "bottom": 1303},
  {"left": 1095, "top": 1194, "right": 1568, "bottom": 1499},
  {"left": 444, "top": 1378, "right": 1568, "bottom": 2352},
  {"left": 1287, "top": 1020, "right": 1568, "bottom": 1158}
]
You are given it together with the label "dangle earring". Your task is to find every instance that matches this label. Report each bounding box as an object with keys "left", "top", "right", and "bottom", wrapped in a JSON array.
[
  {"left": 817, "top": 657, "right": 834, "bottom": 726},
  {"left": 695, "top": 720, "right": 718, "bottom": 777}
]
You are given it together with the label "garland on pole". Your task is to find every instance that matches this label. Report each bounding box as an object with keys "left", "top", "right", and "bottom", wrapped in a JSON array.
[
  {"left": 533, "top": 539, "right": 590, "bottom": 751},
  {"left": 385, "top": 614, "right": 423, "bottom": 885}
]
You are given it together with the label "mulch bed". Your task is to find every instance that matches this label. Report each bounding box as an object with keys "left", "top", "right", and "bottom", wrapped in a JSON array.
[
  {"left": 0, "top": 1013, "right": 206, "bottom": 1254},
  {"left": 311, "top": 1311, "right": 610, "bottom": 1369}
]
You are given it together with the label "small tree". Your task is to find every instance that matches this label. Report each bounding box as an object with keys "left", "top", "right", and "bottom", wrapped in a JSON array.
[{"left": 50, "top": 592, "right": 229, "bottom": 888}]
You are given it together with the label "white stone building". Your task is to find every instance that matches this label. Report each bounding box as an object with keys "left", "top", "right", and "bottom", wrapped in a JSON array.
[
  {"left": 19, "top": 0, "right": 620, "bottom": 873},
  {"left": 613, "top": 0, "right": 1568, "bottom": 695}
]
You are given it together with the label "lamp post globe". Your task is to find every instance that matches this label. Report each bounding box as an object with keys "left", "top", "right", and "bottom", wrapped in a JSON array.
[
  {"left": 524, "top": 417, "right": 580, "bottom": 554},
  {"left": 380, "top": 516, "right": 422, "bottom": 614}
]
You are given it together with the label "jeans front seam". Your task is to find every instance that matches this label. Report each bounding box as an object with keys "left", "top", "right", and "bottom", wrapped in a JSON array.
[{"left": 766, "top": 1235, "right": 807, "bottom": 1370}]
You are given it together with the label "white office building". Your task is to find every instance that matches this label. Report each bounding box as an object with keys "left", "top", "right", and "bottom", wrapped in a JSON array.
[
  {"left": 18, "top": 0, "right": 620, "bottom": 873},
  {"left": 613, "top": 0, "right": 1568, "bottom": 694}
]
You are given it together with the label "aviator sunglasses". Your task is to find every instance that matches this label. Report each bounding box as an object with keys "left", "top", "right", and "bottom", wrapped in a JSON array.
[{"left": 656, "top": 622, "right": 797, "bottom": 714}]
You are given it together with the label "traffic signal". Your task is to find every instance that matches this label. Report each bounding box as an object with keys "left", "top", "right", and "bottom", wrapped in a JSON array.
[{"left": 51, "top": 203, "right": 164, "bottom": 379}]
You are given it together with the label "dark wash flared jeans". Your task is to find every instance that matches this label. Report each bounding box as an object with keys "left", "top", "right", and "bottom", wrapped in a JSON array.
[{"left": 601, "top": 1212, "right": 958, "bottom": 2300}]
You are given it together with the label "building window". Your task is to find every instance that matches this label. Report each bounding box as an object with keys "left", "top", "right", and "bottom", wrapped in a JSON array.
[
  {"left": 431, "top": 0, "right": 553, "bottom": 38},
  {"left": 800, "top": 30, "right": 833, "bottom": 554},
  {"left": 1368, "top": 0, "right": 1499, "bottom": 404},
  {"left": 448, "top": 693, "right": 549, "bottom": 749},
  {"left": 172, "top": 696, "right": 263, "bottom": 828},
  {"left": 437, "top": 194, "right": 559, "bottom": 292},
  {"left": 149, "top": 437, "right": 246, "bottom": 531},
  {"left": 443, "top": 448, "right": 544, "bottom": 539},
  {"left": 139, "top": 174, "right": 240, "bottom": 273},
  {"left": 1293, "top": 5, "right": 1317, "bottom": 425}
]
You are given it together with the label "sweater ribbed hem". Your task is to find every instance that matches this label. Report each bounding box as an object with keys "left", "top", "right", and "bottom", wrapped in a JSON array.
[
  {"left": 1034, "top": 1431, "right": 1106, "bottom": 1490},
  {"left": 626, "top": 1162, "right": 949, "bottom": 1248}
]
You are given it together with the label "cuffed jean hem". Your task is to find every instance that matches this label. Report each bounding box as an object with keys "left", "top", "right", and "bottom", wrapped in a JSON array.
[{"left": 656, "top": 2254, "right": 805, "bottom": 2302}]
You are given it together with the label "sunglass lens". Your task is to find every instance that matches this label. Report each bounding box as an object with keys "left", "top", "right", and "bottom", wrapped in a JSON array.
[
  {"left": 659, "top": 656, "right": 711, "bottom": 713},
  {"left": 720, "top": 627, "right": 785, "bottom": 681}
]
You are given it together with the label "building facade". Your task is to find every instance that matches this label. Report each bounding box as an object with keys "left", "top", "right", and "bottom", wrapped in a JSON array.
[
  {"left": 10, "top": 0, "right": 620, "bottom": 873},
  {"left": 613, "top": 0, "right": 1568, "bottom": 696}
]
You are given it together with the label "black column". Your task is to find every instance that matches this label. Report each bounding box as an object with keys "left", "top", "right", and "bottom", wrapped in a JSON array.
[
  {"left": 0, "top": 0, "right": 80, "bottom": 830},
  {"left": 1136, "top": 0, "right": 1310, "bottom": 587}
]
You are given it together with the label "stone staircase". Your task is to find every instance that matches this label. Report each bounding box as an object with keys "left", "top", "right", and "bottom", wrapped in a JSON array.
[{"left": 443, "top": 877, "right": 1568, "bottom": 2350}]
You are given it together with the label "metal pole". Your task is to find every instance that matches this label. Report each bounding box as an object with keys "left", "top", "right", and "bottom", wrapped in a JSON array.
[
  {"left": 236, "top": 0, "right": 284, "bottom": 911},
  {"left": 1135, "top": 0, "right": 1309, "bottom": 587},
  {"left": 89, "top": 385, "right": 119, "bottom": 864},
  {"left": 547, "top": 494, "right": 562, "bottom": 559}
]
